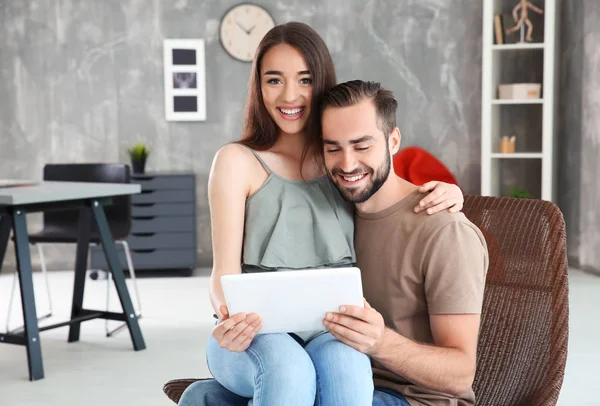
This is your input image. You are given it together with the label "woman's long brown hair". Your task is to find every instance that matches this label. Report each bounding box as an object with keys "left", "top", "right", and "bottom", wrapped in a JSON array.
[{"left": 237, "top": 22, "right": 336, "bottom": 171}]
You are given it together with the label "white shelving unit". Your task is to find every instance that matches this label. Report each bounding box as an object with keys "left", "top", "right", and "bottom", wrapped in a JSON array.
[{"left": 481, "top": 0, "right": 561, "bottom": 202}]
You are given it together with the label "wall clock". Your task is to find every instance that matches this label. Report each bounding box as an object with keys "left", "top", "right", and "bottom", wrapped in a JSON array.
[{"left": 220, "top": 3, "right": 276, "bottom": 62}]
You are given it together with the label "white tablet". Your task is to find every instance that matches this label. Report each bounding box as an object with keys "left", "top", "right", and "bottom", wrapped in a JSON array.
[{"left": 221, "top": 267, "right": 364, "bottom": 334}]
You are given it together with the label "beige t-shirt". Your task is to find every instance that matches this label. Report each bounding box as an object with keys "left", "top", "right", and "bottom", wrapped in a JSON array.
[{"left": 355, "top": 190, "right": 489, "bottom": 406}]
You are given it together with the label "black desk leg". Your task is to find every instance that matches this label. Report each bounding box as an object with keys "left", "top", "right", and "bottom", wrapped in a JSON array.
[
  {"left": 91, "top": 200, "right": 146, "bottom": 351},
  {"left": 68, "top": 207, "right": 92, "bottom": 343},
  {"left": 0, "top": 215, "right": 12, "bottom": 274},
  {"left": 12, "top": 209, "right": 44, "bottom": 381}
]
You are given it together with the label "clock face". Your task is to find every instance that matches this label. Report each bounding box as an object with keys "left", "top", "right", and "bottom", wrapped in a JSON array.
[{"left": 220, "top": 4, "right": 276, "bottom": 62}]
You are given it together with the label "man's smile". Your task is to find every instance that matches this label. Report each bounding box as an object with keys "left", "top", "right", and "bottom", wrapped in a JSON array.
[{"left": 336, "top": 172, "right": 370, "bottom": 187}]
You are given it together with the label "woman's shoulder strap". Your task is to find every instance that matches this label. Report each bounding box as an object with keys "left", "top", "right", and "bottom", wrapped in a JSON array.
[{"left": 237, "top": 144, "right": 273, "bottom": 174}]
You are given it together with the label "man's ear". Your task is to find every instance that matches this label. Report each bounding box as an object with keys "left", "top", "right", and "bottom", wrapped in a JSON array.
[{"left": 388, "top": 127, "right": 401, "bottom": 155}]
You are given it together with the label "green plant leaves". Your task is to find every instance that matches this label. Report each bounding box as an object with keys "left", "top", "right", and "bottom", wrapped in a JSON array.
[{"left": 127, "top": 143, "right": 150, "bottom": 160}]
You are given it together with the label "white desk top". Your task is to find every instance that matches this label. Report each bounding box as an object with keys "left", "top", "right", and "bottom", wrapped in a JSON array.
[{"left": 0, "top": 181, "right": 141, "bottom": 206}]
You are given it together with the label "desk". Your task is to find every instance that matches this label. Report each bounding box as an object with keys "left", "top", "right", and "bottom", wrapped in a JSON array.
[{"left": 0, "top": 181, "right": 146, "bottom": 381}]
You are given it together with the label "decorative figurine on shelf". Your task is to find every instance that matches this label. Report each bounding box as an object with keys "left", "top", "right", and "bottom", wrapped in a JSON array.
[{"left": 505, "top": 0, "right": 543, "bottom": 42}]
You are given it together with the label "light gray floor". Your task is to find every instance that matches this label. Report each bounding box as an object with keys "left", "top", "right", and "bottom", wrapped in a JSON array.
[{"left": 0, "top": 268, "right": 598, "bottom": 405}]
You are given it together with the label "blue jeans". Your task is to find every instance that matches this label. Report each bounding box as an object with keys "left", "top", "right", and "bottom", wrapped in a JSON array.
[
  {"left": 178, "top": 332, "right": 409, "bottom": 406},
  {"left": 180, "top": 331, "right": 373, "bottom": 406}
]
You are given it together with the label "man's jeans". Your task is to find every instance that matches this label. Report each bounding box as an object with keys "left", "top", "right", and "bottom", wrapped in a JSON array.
[{"left": 178, "top": 332, "right": 409, "bottom": 406}]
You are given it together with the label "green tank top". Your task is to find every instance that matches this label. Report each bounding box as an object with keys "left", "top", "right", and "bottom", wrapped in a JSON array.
[{"left": 241, "top": 146, "right": 356, "bottom": 273}]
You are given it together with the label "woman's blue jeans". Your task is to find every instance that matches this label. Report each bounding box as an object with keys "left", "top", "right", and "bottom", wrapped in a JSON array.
[{"left": 187, "top": 331, "right": 374, "bottom": 406}]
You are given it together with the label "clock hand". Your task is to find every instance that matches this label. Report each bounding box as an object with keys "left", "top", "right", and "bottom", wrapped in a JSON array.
[
  {"left": 235, "top": 20, "right": 250, "bottom": 35},
  {"left": 247, "top": 25, "right": 256, "bottom": 34}
]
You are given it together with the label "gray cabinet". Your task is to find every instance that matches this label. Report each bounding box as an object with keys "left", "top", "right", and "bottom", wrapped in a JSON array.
[{"left": 90, "top": 172, "right": 197, "bottom": 273}]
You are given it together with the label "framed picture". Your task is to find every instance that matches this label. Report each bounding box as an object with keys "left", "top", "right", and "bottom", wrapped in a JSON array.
[{"left": 163, "top": 39, "right": 206, "bottom": 121}]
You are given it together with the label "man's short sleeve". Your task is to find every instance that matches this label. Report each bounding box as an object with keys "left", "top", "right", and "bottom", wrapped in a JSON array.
[{"left": 423, "top": 220, "right": 489, "bottom": 315}]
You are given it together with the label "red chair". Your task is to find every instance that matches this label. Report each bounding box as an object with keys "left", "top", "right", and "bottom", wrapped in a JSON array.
[{"left": 393, "top": 146, "right": 459, "bottom": 187}]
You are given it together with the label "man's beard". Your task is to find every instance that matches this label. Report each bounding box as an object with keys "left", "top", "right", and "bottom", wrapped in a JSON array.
[{"left": 328, "top": 150, "right": 391, "bottom": 203}]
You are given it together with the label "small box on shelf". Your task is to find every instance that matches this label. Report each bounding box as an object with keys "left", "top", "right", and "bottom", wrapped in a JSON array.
[
  {"left": 498, "top": 83, "right": 542, "bottom": 99},
  {"left": 499, "top": 135, "right": 516, "bottom": 153}
]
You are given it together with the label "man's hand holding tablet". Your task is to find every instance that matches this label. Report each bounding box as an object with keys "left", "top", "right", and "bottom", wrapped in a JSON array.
[{"left": 323, "top": 298, "right": 387, "bottom": 356}]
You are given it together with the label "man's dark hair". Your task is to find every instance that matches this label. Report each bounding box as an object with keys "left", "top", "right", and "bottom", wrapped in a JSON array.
[{"left": 319, "top": 80, "right": 398, "bottom": 137}]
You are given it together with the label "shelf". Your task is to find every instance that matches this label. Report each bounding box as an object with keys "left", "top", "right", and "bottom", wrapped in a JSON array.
[
  {"left": 482, "top": 0, "right": 558, "bottom": 202},
  {"left": 491, "top": 99, "right": 544, "bottom": 105},
  {"left": 492, "top": 43, "right": 545, "bottom": 51},
  {"left": 491, "top": 153, "right": 544, "bottom": 159}
]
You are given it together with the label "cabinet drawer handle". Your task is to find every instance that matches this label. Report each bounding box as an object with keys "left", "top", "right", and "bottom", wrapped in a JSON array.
[
  {"left": 132, "top": 249, "right": 156, "bottom": 253},
  {"left": 131, "top": 232, "right": 156, "bottom": 237}
]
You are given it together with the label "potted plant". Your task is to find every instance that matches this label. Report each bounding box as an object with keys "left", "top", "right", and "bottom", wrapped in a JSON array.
[
  {"left": 509, "top": 188, "right": 531, "bottom": 199},
  {"left": 127, "top": 143, "right": 150, "bottom": 174}
]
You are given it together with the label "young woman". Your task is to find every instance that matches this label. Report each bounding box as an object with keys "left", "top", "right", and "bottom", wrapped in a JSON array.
[{"left": 180, "top": 22, "right": 464, "bottom": 406}]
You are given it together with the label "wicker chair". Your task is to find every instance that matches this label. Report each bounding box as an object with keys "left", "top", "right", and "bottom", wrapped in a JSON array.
[{"left": 163, "top": 195, "right": 569, "bottom": 405}]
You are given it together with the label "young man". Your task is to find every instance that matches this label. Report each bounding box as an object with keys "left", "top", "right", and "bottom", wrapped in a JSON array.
[
  {"left": 319, "top": 80, "right": 489, "bottom": 405},
  {"left": 178, "top": 81, "right": 488, "bottom": 406}
]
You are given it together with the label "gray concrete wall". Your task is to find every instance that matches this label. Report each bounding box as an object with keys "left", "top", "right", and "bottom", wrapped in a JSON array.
[
  {"left": 0, "top": 0, "right": 483, "bottom": 271},
  {"left": 559, "top": 0, "right": 600, "bottom": 274},
  {"left": 0, "top": 0, "right": 597, "bottom": 273}
]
